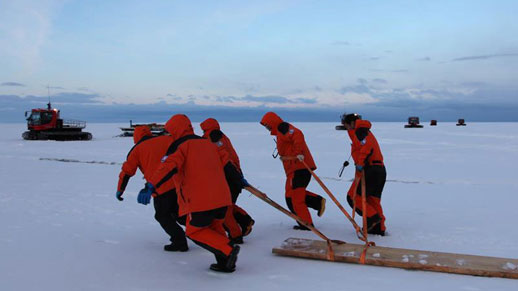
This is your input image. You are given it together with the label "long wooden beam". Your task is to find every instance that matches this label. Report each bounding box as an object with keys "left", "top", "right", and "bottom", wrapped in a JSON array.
[{"left": 273, "top": 238, "right": 518, "bottom": 279}]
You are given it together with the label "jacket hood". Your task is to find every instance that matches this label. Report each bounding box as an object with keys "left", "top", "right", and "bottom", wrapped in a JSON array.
[
  {"left": 355, "top": 120, "right": 372, "bottom": 129},
  {"left": 260, "top": 112, "right": 283, "bottom": 135},
  {"left": 200, "top": 118, "right": 220, "bottom": 138},
  {"left": 133, "top": 126, "right": 153, "bottom": 144},
  {"left": 165, "top": 114, "right": 195, "bottom": 141}
]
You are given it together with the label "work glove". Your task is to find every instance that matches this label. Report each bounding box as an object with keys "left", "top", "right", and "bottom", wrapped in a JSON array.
[
  {"left": 116, "top": 191, "right": 124, "bottom": 201},
  {"left": 355, "top": 165, "right": 364, "bottom": 172},
  {"left": 296, "top": 154, "right": 305, "bottom": 161},
  {"left": 137, "top": 183, "right": 155, "bottom": 205}
]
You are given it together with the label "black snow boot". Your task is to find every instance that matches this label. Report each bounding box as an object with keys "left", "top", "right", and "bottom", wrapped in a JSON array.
[
  {"left": 230, "top": 236, "right": 244, "bottom": 245},
  {"left": 239, "top": 219, "right": 255, "bottom": 237},
  {"left": 164, "top": 242, "right": 188, "bottom": 252},
  {"left": 210, "top": 245, "right": 240, "bottom": 273},
  {"left": 366, "top": 215, "right": 385, "bottom": 236}
]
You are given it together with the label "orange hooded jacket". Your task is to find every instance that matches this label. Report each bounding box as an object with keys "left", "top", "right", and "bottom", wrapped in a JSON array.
[
  {"left": 348, "top": 120, "right": 384, "bottom": 167},
  {"left": 117, "top": 126, "right": 175, "bottom": 193},
  {"left": 260, "top": 112, "right": 316, "bottom": 175},
  {"left": 200, "top": 118, "right": 241, "bottom": 170},
  {"left": 149, "top": 114, "right": 232, "bottom": 216}
]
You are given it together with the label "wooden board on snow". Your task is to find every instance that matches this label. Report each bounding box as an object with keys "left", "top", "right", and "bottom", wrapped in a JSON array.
[{"left": 272, "top": 238, "right": 518, "bottom": 279}]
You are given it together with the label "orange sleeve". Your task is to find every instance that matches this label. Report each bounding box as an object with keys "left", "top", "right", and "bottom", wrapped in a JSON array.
[
  {"left": 216, "top": 143, "right": 231, "bottom": 167},
  {"left": 356, "top": 136, "right": 374, "bottom": 167},
  {"left": 291, "top": 130, "right": 306, "bottom": 155},
  {"left": 117, "top": 149, "right": 139, "bottom": 192}
]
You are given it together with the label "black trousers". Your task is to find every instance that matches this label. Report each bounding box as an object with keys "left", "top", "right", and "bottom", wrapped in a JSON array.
[
  {"left": 153, "top": 190, "right": 187, "bottom": 246},
  {"left": 190, "top": 207, "right": 227, "bottom": 227},
  {"left": 286, "top": 169, "right": 323, "bottom": 217},
  {"left": 355, "top": 165, "right": 387, "bottom": 198}
]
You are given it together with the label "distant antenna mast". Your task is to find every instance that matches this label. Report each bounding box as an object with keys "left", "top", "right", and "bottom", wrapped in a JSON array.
[{"left": 47, "top": 84, "right": 51, "bottom": 110}]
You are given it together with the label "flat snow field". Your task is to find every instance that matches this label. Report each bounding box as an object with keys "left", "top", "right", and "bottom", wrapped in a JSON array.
[{"left": 1, "top": 122, "right": 517, "bottom": 291}]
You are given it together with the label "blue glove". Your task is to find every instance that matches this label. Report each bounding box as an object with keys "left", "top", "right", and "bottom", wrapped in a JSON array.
[
  {"left": 116, "top": 191, "right": 124, "bottom": 201},
  {"left": 355, "top": 165, "right": 364, "bottom": 172},
  {"left": 241, "top": 177, "right": 250, "bottom": 188},
  {"left": 137, "top": 183, "right": 154, "bottom": 205}
]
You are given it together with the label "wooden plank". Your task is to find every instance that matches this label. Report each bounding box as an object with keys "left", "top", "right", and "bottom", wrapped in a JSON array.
[{"left": 272, "top": 238, "right": 518, "bottom": 279}]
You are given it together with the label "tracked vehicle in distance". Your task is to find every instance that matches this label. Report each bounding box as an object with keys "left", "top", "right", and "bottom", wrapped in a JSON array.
[{"left": 22, "top": 102, "right": 92, "bottom": 141}]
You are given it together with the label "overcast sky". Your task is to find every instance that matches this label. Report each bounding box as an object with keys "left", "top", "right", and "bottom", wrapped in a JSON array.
[{"left": 1, "top": 0, "right": 517, "bottom": 121}]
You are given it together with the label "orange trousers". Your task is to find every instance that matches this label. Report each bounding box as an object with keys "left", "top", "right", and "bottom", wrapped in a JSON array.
[
  {"left": 186, "top": 216, "right": 233, "bottom": 257},
  {"left": 347, "top": 177, "right": 386, "bottom": 231},
  {"left": 285, "top": 172, "right": 322, "bottom": 225},
  {"left": 223, "top": 205, "right": 242, "bottom": 239}
]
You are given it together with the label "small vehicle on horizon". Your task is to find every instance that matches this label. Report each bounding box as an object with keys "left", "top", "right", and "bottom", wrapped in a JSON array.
[
  {"left": 22, "top": 102, "right": 92, "bottom": 141},
  {"left": 405, "top": 116, "right": 424, "bottom": 128}
]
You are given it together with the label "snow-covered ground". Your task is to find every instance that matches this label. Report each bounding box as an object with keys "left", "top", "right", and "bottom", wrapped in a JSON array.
[{"left": 1, "top": 122, "right": 517, "bottom": 290}]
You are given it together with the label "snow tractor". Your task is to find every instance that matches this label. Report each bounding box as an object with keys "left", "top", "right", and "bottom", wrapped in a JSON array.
[
  {"left": 22, "top": 103, "right": 93, "bottom": 141},
  {"left": 456, "top": 118, "right": 466, "bottom": 126},
  {"left": 119, "top": 120, "right": 166, "bottom": 137},
  {"left": 404, "top": 116, "right": 423, "bottom": 128}
]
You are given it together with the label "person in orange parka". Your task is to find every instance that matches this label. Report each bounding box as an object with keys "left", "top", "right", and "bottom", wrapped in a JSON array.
[
  {"left": 341, "top": 113, "right": 387, "bottom": 236},
  {"left": 260, "top": 112, "right": 326, "bottom": 230},
  {"left": 116, "top": 126, "right": 188, "bottom": 251},
  {"left": 200, "top": 118, "right": 255, "bottom": 244},
  {"left": 146, "top": 114, "right": 240, "bottom": 273}
]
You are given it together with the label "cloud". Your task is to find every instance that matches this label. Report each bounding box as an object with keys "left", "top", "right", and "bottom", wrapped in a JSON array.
[
  {"left": 215, "top": 96, "right": 238, "bottom": 103},
  {"left": 369, "top": 57, "right": 380, "bottom": 61},
  {"left": 339, "top": 82, "right": 370, "bottom": 95},
  {"left": 369, "top": 69, "right": 409, "bottom": 73},
  {"left": 1, "top": 82, "right": 25, "bottom": 87},
  {"left": 241, "top": 95, "right": 291, "bottom": 104},
  {"left": 50, "top": 92, "right": 102, "bottom": 104},
  {"left": 48, "top": 86, "right": 65, "bottom": 90},
  {"left": 294, "top": 98, "right": 317, "bottom": 104},
  {"left": 332, "top": 41, "right": 350, "bottom": 46},
  {"left": 371, "top": 78, "right": 388, "bottom": 84},
  {"left": 451, "top": 53, "right": 518, "bottom": 62},
  {"left": 417, "top": 57, "right": 431, "bottom": 61},
  {"left": 0, "top": 92, "right": 102, "bottom": 107},
  {"left": 163, "top": 93, "right": 319, "bottom": 107},
  {"left": 166, "top": 93, "right": 183, "bottom": 101},
  {"left": 0, "top": 1, "right": 64, "bottom": 71}
]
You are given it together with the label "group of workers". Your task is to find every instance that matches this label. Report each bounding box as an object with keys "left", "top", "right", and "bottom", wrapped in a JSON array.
[{"left": 115, "top": 112, "right": 387, "bottom": 273}]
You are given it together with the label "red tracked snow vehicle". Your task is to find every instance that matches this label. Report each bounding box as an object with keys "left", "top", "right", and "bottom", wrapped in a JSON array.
[
  {"left": 22, "top": 103, "right": 92, "bottom": 141},
  {"left": 404, "top": 116, "right": 424, "bottom": 128}
]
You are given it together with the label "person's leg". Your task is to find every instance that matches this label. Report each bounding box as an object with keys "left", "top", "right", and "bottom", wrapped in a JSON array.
[
  {"left": 293, "top": 169, "right": 326, "bottom": 216},
  {"left": 291, "top": 187, "right": 313, "bottom": 227},
  {"left": 187, "top": 207, "right": 240, "bottom": 272},
  {"left": 187, "top": 208, "right": 232, "bottom": 256},
  {"left": 153, "top": 190, "right": 188, "bottom": 251},
  {"left": 233, "top": 205, "right": 254, "bottom": 236},
  {"left": 285, "top": 173, "right": 295, "bottom": 213},
  {"left": 367, "top": 196, "right": 385, "bottom": 232},
  {"left": 223, "top": 205, "right": 243, "bottom": 243},
  {"left": 305, "top": 191, "right": 326, "bottom": 216},
  {"left": 364, "top": 165, "right": 387, "bottom": 234}
]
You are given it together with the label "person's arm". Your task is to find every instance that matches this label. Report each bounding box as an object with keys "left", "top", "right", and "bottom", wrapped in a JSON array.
[
  {"left": 115, "top": 150, "right": 139, "bottom": 200},
  {"left": 355, "top": 130, "right": 374, "bottom": 168}
]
